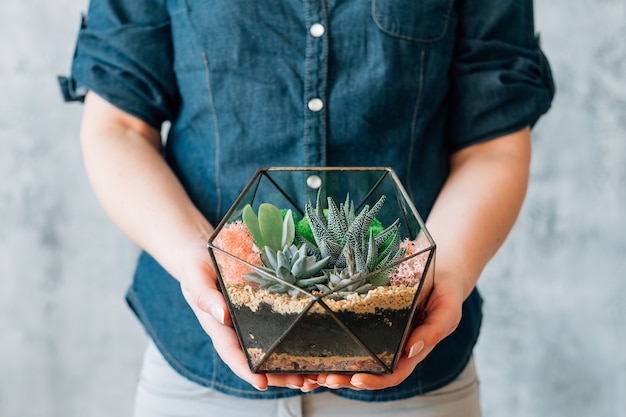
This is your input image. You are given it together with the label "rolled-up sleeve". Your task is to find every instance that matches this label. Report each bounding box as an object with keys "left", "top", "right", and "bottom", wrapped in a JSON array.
[
  {"left": 63, "top": 0, "right": 178, "bottom": 129},
  {"left": 448, "top": 0, "right": 555, "bottom": 151}
]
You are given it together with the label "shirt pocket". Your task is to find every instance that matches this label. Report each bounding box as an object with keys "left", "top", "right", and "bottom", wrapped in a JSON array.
[{"left": 372, "top": 0, "right": 454, "bottom": 42}]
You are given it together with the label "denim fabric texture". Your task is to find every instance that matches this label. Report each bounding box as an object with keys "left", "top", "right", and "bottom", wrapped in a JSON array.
[{"left": 65, "top": 0, "right": 554, "bottom": 401}]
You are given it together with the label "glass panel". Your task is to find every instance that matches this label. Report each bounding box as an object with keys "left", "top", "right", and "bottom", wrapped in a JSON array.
[{"left": 257, "top": 301, "right": 387, "bottom": 374}]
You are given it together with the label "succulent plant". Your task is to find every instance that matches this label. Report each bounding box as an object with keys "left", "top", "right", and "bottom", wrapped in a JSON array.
[
  {"left": 240, "top": 195, "right": 406, "bottom": 299},
  {"left": 242, "top": 203, "right": 295, "bottom": 252},
  {"left": 315, "top": 247, "right": 375, "bottom": 300},
  {"left": 300, "top": 194, "right": 406, "bottom": 287},
  {"left": 245, "top": 244, "right": 329, "bottom": 296}
]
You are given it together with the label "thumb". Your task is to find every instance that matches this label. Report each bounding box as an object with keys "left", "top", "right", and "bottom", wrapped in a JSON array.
[
  {"left": 404, "top": 287, "right": 462, "bottom": 363},
  {"left": 181, "top": 285, "right": 231, "bottom": 326},
  {"left": 180, "top": 258, "right": 232, "bottom": 326}
]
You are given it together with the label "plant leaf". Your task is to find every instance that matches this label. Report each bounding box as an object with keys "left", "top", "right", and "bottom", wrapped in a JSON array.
[
  {"left": 326, "top": 197, "right": 347, "bottom": 244},
  {"left": 281, "top": 209, "right": 296, "bottom": 248},
  {"left": 242, "top": 204, "right": 264, "bottom": 248},
  {"left": 290, "top": 256, "right": 306, "bottom": 278},
  {"left": 258, "top": 203, "right": 284, "bottom": 251},
  {"left": 365, "top": 229, "right": 378, "bottom": 271},
  {"left": 301, "top": 256, "right": 330, "bottom": 278},
  {"left": 296, "top": 275, "right": 327, "bottom": 287},
  {"left": 263, "top": 246, "right": 278, "bottom": 269}
]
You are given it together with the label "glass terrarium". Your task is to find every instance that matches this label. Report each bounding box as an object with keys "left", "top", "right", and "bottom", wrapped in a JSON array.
[{"left": 207, "top": 167, "right": 435, "bottom": 374}]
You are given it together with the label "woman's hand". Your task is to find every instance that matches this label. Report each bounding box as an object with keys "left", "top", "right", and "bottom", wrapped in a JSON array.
[
  {"left": 317, "top": 128, "right": 532, "bottom": 391},
  {"left": 177, "top": 242, "right": 320, "bottom": 392},
  {"left": 176, "top": 242, "right": 267, "bottom": 390},
  {"left": 315, "top": 271, "right": 462, "bottom": 391},
  {"left": 80, "top": 93, "right": 317, "bottom": 392}
]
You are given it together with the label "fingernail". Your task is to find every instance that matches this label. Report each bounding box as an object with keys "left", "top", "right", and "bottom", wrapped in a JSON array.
[
  {"left": 287, "top": 384, "right": 302, "bottom": 389},
  {"left": 211, "top": 305, "right": 225, "bottom": 324},
  {"left": 408, "top": 341, "right": 425, "bottom": 358},
  {"left": 252, "top": 384, "right": 267, "bottom": 391},
  {"left": 351, "top": 380, "right": 367, "bottom": 388}
]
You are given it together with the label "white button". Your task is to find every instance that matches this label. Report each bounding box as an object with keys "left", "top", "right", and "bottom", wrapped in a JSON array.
[
  {"left": 310, "top": 23, "right": 325, "bottom": 37},
  {"left": 308, "top": 98, "right": 324, "bottom": 112},
  {"left": 306, "top": 175, "right": 322, "bottom": 189}
]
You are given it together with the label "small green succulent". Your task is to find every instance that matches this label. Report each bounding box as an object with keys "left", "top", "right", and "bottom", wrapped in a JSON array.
[
  {"left": 242, "top": 203, "right": 295, "bottom": 252},
  {"left": 245, "top": 244, "right": 329, "bottom": 296}
]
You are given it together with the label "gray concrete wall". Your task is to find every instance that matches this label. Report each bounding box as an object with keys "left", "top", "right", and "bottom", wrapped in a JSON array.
[{"left": 1, "top": 1, "right": 624, "bottom": 416}]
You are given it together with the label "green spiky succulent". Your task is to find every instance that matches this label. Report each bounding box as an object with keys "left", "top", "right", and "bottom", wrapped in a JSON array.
[
  {"left": 245, "top": 244, "right": 329, "bottom": 296},
  {"left": 300, "top": 194, "right": 406, "bottom": 288},
  {"left": 295, "top": 210, "right": 384, "bottom": 245},
  {"left": 315, "top": 247, "right": 375, "bottom": 300}
]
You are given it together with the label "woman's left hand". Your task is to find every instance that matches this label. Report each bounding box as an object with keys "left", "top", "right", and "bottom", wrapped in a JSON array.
[
  {"left": 314, "top": 271, "right": 463, "bottom": 391},
  {"left": 315, "top": 128, "right": 533, "bottom": 391}
]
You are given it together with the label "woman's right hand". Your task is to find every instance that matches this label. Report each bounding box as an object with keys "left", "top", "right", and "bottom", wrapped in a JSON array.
[
  {"left": 177, "top": 242, "right": 319, "bottom": 392},
  {"left": 176, "top": 241, "right": 268, "bottom": 390},
  {"left": 81, "top": 92, "right": 317, "bottom": 393}
]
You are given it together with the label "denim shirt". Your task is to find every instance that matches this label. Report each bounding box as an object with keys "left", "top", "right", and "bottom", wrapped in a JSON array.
[{"left": 61, "top": 0, "right": 554, "bottom": 401}]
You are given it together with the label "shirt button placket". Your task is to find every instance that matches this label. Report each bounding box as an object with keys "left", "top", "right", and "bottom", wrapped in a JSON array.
[
  {"left": 303, "top": 0, "right": 328, "bottom": 166},
  {"left": 306, "top": 22, "right": 325, "bottom": 114}
]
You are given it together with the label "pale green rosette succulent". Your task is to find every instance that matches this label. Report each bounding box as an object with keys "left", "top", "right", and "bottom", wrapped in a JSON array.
[{"left": 245, "top": 244, "right": 329, "bottom": 296}]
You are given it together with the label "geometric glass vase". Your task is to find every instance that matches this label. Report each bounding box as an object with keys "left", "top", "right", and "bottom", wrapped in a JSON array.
[{"left": 207, "top": 167, "right": 435, "bottom": 374}]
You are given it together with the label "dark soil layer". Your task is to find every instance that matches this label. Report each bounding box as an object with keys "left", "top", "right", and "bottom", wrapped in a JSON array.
[{"left": 232, "top": 302, "right": 412, "bottom": 373}]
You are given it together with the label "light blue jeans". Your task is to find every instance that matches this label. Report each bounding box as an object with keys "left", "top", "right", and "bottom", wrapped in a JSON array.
[{"left": 133, "top": 342, "right": 481, "bottom": 417}]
